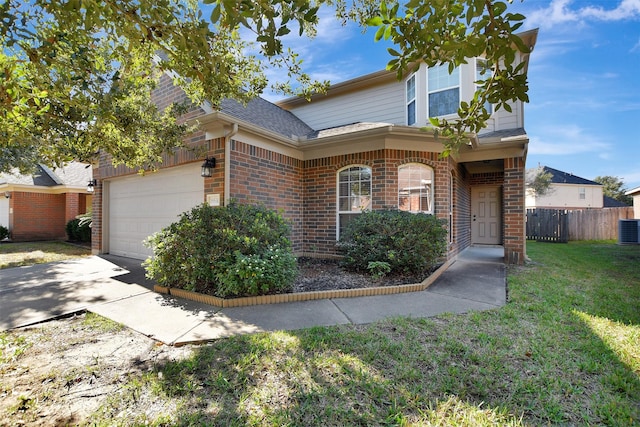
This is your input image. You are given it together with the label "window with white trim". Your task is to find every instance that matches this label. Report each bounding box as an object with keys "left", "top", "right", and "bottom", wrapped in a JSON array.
[
  {"left": 337, "top": 166, "right": 372, "bottom": 238},
  {"left": 428, "top": 64, "right": 460, "bottom": 117},
  {"left": 579, "top": 187, "right": 586, "bottom": 200},
  {"left": 398, "top": 164, "right": 434, "bottom": 214},
  {"left": 406, "top": 74, "right": 416, "bottom": 125},
  {"left": 476, "top": 58, "right": 493, "bottom": 114}
]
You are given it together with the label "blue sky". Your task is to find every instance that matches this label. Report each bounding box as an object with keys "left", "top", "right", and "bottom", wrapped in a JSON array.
[{"left": 252, "top": 0, "right": 640, "bottom": 190}]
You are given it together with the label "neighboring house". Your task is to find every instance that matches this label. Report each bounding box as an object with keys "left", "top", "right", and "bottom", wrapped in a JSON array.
[
  {"left": 526, "top": 166, "right": 604, "bottom": 210},
  {"left": 0, "top": 163, "right": 93, "bottom": 241},
  {"left": 91, "top": 29, "right": 538, "bottom": 265},
  {"left": 626, "top": 186, "right": 640, "bottom": 219}
]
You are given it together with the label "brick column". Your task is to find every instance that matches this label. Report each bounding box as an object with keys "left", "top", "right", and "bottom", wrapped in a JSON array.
[
  {"left": 65, "top": 193, "right": 81, "bottom": 222},
  {"left": 91, "top": 172, "right": 102, "bottom": 255},
  {"left": 503, "top": 157, "right": 526, "bottom": 264}
]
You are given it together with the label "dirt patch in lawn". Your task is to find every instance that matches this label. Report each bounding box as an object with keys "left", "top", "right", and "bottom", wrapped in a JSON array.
[{"left": 0, "top": 314, "right": 192, "bottom": 426}]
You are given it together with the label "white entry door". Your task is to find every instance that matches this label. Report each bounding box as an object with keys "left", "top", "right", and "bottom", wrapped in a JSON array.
[
  {"left": 471, "top": 187, "right": 501, "bottom": 245},
  {"left": 107, "top": 164, "right": 203, "bottom": 259}
]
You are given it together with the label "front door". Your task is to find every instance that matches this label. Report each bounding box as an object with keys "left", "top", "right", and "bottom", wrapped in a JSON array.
[{"left": 471, "top": 187, "right": 501, "bottom": 245}]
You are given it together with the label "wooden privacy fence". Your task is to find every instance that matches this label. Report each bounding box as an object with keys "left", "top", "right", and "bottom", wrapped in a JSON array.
[
  {"left": 526, "top": 207, "right": 634, "bottom": 242},
  {"left": 526, "top": 209, "right": 569, "bottom": 242}
]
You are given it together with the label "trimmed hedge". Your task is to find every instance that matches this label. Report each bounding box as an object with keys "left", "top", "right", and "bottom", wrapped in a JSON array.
[
  {"left": 65, "top": 216, "right": 91, "bottom": 242},
  {"left": 337, "top": 210, "right": 447, "bottom": 276},
  {"left": 144, "top": 202, "right": 297, "bottom": 298}
]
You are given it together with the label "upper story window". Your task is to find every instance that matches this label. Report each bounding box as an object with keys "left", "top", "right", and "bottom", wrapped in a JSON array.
[
  {"left": 337, "top": 166, "right": 372, "bottom": 238},
  {"left": 476, "top": 59, "right": 493, "bottom": 114},
  {"left": 428, "top": 64, "right": 460, "bottom": 117},
  {"left": 579, "top": 187, "right": 586, "bottom": 200},
  {"left": 398, "top": 164, "right": 433, "bottom": 214},
  {"left": 406, "top": 74, "right": 416, "bottom": 125}
]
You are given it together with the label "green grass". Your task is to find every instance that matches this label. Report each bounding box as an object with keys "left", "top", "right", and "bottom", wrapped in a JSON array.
[
  {"left": 84, "top": 241, "right": 640, "bottom": 426},
  {"left": 0, "top": 241, "right": 91, "bottom": 269},
  {"left": 81, "top": 312, "right": 125, "bottom": 333}
]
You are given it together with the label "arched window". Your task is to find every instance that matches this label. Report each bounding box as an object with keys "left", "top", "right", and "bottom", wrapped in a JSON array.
[
  {"left": 398, "top": 164, "right": 434, "bottom": 214},
  {"left": 337, "top": 165, "right": 371, "bottom": 238}
]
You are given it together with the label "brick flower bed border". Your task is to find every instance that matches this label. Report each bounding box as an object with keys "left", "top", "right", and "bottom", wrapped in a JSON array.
[{"left": 154, "top": 258, "right": 453, "bottom": 308}]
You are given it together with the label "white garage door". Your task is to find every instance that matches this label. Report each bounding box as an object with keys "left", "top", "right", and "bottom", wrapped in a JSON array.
[
  {"left": 0, "top": 197, "right": 8, "bottom": 230},
  {"left": 108, "top": 164, "right": 203, "bottom": 259}
]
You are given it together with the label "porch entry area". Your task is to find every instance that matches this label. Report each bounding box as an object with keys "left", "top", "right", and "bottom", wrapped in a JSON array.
[{"left": 471, "top": 186, "right": 502, "bottom": 245}]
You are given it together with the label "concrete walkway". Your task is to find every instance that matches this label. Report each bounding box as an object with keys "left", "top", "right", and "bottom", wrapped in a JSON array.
[{"left": 0, "top": 246, "right": 506, "bottom": 346}]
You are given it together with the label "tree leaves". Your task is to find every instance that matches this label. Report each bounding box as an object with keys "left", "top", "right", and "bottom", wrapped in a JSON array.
[
  {"left": 0, "top": 0, "right": 266, "bottom": 172},
  {"left": 0, "top": 0, "right": 532, "bottom": 171},
  {"left": 356, "top": 0, "right": 532, "bottom": 154}
]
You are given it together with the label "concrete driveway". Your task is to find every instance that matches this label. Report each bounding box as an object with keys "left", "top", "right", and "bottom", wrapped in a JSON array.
[{"left": 0, "top": 256, "right": 150, "bottom": 331}]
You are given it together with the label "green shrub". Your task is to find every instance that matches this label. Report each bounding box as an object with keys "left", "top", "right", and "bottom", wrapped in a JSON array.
[
  {"left": 367, "top": 261, "right": 391, "bottom": 280},
  {"left": 337, "top": 210, "right": 447, "bottom": 276},
  {"left": 0, "top": 225, "right": 8, "bottom": 240},
  {"left": 144, "top": 202, "right": 298, "bottom": 298},
  {"left": 65, "top": 215, "right": 91, "bottom": 242}
]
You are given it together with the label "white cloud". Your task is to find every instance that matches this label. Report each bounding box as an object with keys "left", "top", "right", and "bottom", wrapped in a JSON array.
[
  {"left": 526, "top": 0, "right": 580, "bottom": 28},
  {"left": 581, "top": 0, "right": 640, "bottom": 21},
  {"left": 526, "top": 0, "right": 640, "bottom": 29},
  {"left": 275, "top": 8, "right": 353, "bottom": 59},
  {"left": 528, "top": 124, "right": 612, "bottom": 156},
  {"left": 631, "top": 37, "right": 640, "bottom": 52}
]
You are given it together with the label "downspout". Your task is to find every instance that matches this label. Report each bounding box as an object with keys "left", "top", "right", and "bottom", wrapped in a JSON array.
[{"left": 224, "top": 123, "right": 238, "bottom": 206}]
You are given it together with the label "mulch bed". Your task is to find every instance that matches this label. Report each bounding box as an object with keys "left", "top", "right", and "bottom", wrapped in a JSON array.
[{"left": 292, "top": 257, "right": 430, "bottom": 293}]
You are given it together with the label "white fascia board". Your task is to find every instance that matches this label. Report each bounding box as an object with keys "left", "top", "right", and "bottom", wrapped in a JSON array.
[{"left": 625, "top": 186, "right": 640, "bottom": 196}]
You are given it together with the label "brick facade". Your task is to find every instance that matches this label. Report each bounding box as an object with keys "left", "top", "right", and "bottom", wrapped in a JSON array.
[
  {"left": 503, "top": 157, "right": 526, "bottom": 263},
  {"left": 228, "top": 140, "right": 304, "bottom": 252},
  {"left": 10, "top": 192, "right": 68, "bottom": 241},
  {"left": 226, "top": 144, "right": 468, "bottom": 258},
  {"left": 93, "top": 134, "right": 528, "bottom": 263},
  {"left": 451, "top": 164, "right": 472, "bottom": 258}
]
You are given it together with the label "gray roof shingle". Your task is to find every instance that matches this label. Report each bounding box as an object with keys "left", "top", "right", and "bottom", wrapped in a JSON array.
[
  {"left": 603, "top": 195, "right": 629, "bottom": 207},
  {"left": 0, "top": 163, "right": 91, "bottom": 187},
  {"left": 543, "top": 166, "right": 601, "bottom": 186},
  {"left": 478, "top": 127, "right": 527, "bottom": 141},
  {"left": 220, "top": 97, "right": 314, "bottom": 139}
]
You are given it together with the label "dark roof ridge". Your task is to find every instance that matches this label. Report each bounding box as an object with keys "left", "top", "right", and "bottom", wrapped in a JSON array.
[{"left": 542, "top": 166, "right": 601, "bottom": 186}]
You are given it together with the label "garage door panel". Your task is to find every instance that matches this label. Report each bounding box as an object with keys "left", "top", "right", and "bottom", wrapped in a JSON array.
[
  {"left": 0, "top": 198, "right": 8, "bottom": 229},
  {"left": 108, "top": 164, "right": 203, "bottom": 259}
]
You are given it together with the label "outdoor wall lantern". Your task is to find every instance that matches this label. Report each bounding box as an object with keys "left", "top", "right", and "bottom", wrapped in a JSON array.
[
  {"left": 87, "top": 179, "right": 97, "bottom": 193},
  {"left": 201, "top": 157, "right": 216, "bottom": 178}
]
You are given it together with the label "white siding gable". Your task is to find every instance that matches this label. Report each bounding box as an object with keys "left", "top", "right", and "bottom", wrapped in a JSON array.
[
  {"left": 281, "top": 53, "right": 529, "bottom": 134},
  {"left": 284, "top": 80, "right": 405, "bottom": 130}
]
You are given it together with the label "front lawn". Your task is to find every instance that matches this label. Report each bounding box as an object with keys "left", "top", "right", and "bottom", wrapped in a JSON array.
[
  {"left": 1, "top": 241, "right": 639, "bottom": 425},
  {"left": 0, "top": 241, "right": 91, "bottom": 269}
]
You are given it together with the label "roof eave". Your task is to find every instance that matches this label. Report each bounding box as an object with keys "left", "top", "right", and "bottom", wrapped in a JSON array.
[
  {"left": 196, "top": 111, "right": 301, "bottom": 148},
  {"left": 456, "top": 135, "right": 528, "bottom": 162},
  {"left": 0, "top": 183, "right": 90, "bottom": 194}
]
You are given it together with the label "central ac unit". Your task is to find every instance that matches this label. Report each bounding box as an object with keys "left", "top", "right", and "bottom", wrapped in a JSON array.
[{"left": 618, "top": 219, "right": 640, "bottom": 244}]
